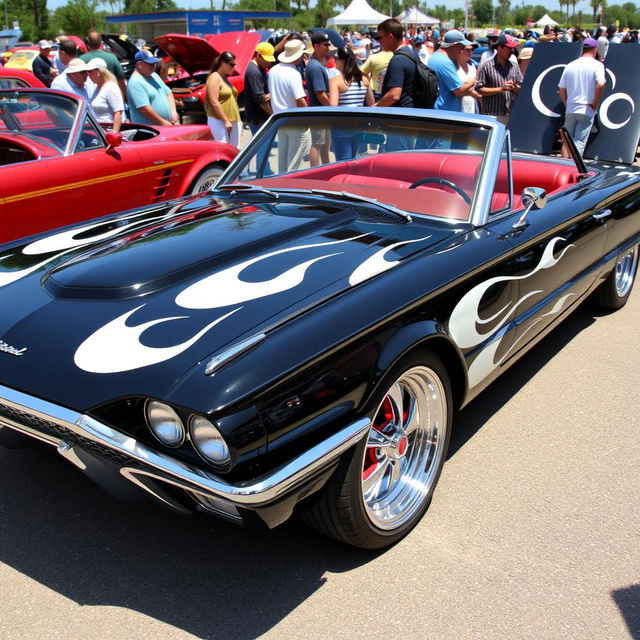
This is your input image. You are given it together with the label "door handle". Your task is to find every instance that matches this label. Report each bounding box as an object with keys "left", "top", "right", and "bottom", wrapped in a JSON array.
[{"left": 592, "top": 208, "right": 613, "bottom": 221}]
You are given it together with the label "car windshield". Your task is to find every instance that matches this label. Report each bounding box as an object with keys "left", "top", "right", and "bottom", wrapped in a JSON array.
[
  {"left": 222, "top": 112, "right": 492, "bottom": 222},
  {"left": 0, "top": 90, "right": 80, "bottom": 152}
]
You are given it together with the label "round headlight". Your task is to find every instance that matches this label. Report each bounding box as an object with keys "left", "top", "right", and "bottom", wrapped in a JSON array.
[
  {"left": 189, "top": 415, "right": 230, "bottom": 465},
  {"left": 146, "top": 400, "right": 185, "bottom": 447}
]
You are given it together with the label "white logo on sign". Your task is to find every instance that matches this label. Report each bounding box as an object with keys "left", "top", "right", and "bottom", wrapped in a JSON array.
[{"left": 532, "top": 66, "right": 635, "bottom": 130}]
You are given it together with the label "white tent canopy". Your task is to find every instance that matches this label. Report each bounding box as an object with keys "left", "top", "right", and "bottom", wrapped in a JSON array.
[
  {"left": 535, "top": 13, "right": 559, "bottom": 27},
  {"left": 327, "top": 0, "right": 390, "bottom": 26},
  {"left": 396, "top": 6, "right": 440, "bottom": 25}
]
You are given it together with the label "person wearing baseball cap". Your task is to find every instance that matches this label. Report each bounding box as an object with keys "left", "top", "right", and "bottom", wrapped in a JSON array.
[
  {"left": 245, "top": 42, "right": 275, "bottom": 174},
  {"left": 127, "top": 48, "right": 178, "bottom": 126},
  {"left": 476, "top": 33, "right": 523, "bottom": 125},
  {"left": 33, "top": 40, "right": 56, "bottom": 87},
  {"left": 557, "top": 36, "right": 606, "bottom": 156},
  {"left": 305, "top": 31, "right": 333, "bottom": 165},
  {"left": 427, "top": 29, "right": 478, "bottom": 112}
]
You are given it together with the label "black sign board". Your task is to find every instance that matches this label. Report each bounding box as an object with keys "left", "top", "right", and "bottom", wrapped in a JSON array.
[
  {"left": 509, "top": 42, "right": 640, "bottom": 164},
  {"left": 509, "top": 43, "right": 581, "bottom": 155},
  {"left": 584, "top": 44, "right": 640, "bottom": 163}
]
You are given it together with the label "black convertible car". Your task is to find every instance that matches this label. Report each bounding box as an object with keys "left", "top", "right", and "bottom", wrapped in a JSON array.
[{"left": 1, "top": 109, "right": 638, "bottom": 549}]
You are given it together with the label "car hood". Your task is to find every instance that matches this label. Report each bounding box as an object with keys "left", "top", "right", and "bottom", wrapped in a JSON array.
[
  {"left": 0, "top": 194, "right": 455, "bottom": 411},
  {"left": 155, "top": 33, "right": 219, "bottom": 76},
  {"left": 155, "top": 31, "right": 258, "bottom": 78}
]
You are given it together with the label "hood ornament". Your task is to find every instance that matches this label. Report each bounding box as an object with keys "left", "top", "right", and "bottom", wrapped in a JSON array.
[{"left": 0, "top": 339, "right": 27, "bottom": 357}]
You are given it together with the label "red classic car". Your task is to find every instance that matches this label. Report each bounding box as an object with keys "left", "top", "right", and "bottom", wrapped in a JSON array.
[
  {"left": 0, "top": 88, "right": 238, "bottom": 243},
  {"left": 0, "top": 67, "right": 45, "bottom": 88},
  {"left": 156, "top": 31, "right": 260, "bottom": 120}
]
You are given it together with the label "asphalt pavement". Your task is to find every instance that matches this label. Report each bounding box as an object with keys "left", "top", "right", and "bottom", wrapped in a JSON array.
[{"left": 1, "top": 277, "right": 639, "bottom": 638}]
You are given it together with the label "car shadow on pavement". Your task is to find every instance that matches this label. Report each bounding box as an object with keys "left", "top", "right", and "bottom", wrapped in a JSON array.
[
  {"left": 0, "top": 444, "right": 376, "bottom": 639},
  {"left": 0, "top": 302, "right": 611, "bottom": 639},
  {"left": 449, "top": 301, "right": 605, "bottom": 458},
  {"left": 612, "top": 584, "right": 640, "bottom": 640}
]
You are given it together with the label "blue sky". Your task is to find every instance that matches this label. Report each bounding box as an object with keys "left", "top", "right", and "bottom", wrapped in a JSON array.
[{"left": 46, "top": 0, "right": 568, "bottom": 14}]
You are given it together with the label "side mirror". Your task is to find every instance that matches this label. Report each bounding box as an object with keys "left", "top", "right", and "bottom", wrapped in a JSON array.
[
  {"left": 513, "top": 186, "right": 547, "bottom": 229},
  {"left": 105, "top": 132, "right": 123, "bottom": 150}
]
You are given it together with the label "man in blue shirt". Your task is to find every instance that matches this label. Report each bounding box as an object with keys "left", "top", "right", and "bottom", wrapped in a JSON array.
[
  {"left": 127, "top": 49, "right": 178, "bottom": 126},
  {"left": 428, "top": 30, "right": 476, "bottom": 111},
  {"left": 305, "top": 31, "right": 332, "bottom": 165}
]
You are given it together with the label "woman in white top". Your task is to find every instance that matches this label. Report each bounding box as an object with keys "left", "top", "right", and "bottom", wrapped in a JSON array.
[
  {"left": 87, "top": 57, "right": 124, "bottom": 133},
  {"left": 456, "top": 45, "right": 481, "bottom": 114},
  {"left": 329, "top": 46, "right": 374, "bottom": 161}
]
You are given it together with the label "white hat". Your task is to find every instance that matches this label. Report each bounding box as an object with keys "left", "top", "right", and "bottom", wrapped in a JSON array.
[
  {"left": 38, "top": 39, "right": 52, "bottom": 49},
  {"left": 86, "top": 57, "right": 108, "bottom": 70},
  {"left": 277, "top": 39, "right": 305, "bottom": 63},
  {"left": 66, "top": 58, "right": 93, "bottom": 73}
]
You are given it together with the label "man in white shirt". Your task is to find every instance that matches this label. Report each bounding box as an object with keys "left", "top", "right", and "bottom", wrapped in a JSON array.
[
  {"left": 558, "top": 38, "right": 606, "bottom": 156},
  {"left": 268, "top": 39, "right": 310, "bottom": 173},
  {"left": 596, "top": 27, "right": 609, "bottom": 60},
  {"left": 51, "top": 57, "right": 95, "bottom": 101}
]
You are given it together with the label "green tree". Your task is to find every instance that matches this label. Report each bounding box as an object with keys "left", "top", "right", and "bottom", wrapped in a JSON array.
[
  {"left": 496, "top": 0, "right": 509, "bottom": 24},
  {"left": 590, "top": 0, "right": 603, "bottom": 23},
  {"left": 123, "top": 0, "right": 177, "bottom": 12},
  {"left": 53, "top": 0, "right": 105, "bottom": 35},
  {"left": 471, "top": 0, "right": 493, "bottom": 24}
]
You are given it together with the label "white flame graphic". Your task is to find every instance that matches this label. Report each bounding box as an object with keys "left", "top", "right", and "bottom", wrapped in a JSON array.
[
  {"left": 74, "top": 306, "right": 240, "bottom": 374},
  {"left": 176, "top": 234, "right": 370, "bottom": 309},
  {"left": 449, "top": 237, "right": 575, "bottom": 387},
  {"left": 349, "top": 236, "right": 432, "bottom": 286},
  {"left": 0, "top": 208, "right": 176, "bottom": 289}
]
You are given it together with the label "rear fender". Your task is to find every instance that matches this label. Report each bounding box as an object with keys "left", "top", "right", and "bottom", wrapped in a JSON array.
[
  {"left": 176, "top": 145, "right": 237, "bottom": 196},
  {"left": 367, "top": 321, "right": 468, "bottom": 411}
]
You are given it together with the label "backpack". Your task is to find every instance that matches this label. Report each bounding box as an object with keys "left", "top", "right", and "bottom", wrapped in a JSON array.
[{"left": 395, "top": 48, "right": 439, "bottom": 109}]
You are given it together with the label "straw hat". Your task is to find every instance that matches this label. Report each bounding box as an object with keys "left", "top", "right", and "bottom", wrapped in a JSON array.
[{"left": 278, "top": 39, "right": 305, "bottom": 63}]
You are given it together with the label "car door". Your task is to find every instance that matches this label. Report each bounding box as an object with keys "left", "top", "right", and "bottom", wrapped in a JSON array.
[
  {"left": 67, "top": 115, "right": 154, "bottom": 218},
  {"left": 484, "top": 180, "right": 608, "bottom": 360},
  {"left": 1, "top": 116, "right": 149, "bottom": 243}
]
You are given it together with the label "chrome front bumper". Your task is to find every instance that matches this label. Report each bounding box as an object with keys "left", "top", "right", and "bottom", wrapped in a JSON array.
[{"left": 0, "top": 383, "right": 370, "bottom": 515}]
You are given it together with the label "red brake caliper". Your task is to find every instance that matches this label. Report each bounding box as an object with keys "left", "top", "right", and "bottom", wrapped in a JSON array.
[{"left": 363, "top": 396, "right": 394, "bottom": 480}]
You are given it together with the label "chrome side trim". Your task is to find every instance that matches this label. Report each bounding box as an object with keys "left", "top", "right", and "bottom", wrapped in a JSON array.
[
  {"left": 205, "top": 333, "right": 266, "bottom": 376},
  {"left": 0, "top": 384, "right": 370, "bottom": 507}
]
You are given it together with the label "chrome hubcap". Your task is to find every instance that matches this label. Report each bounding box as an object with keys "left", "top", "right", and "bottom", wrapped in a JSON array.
[
  {"left": 362, "top": 366, "right": 448, "bottom": 530},
  {"left": 195, "top": 170, "right": 223, "bottom": 192},
  {"left": 615, "top": 246, "right": 638, "bottom": 297}
]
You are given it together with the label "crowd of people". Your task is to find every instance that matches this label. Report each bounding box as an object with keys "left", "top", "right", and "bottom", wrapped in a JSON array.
[
  {"left": 232, "top": 18, "right": 622, "bottom": 160},
  {"left": 23, "top": 18, "right": 631, "bottom": 158},
  {"left": 30, "top": 32, "right": 180, "bottom": 135}
]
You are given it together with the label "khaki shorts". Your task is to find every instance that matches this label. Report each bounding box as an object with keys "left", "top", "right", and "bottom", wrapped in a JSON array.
[{"left": 311, "top": 127, "right": 329, "bottom": 146}]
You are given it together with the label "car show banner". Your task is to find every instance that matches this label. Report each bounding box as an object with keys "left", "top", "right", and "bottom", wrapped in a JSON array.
[
  {"left": 583, "top": 44, "right": 640, "bottom": 164},
  {"left": 509, "top": 43, "right": 581, "bottom": 156},
  {"left": 509, "top": 42, "right": 640, "bottom": 164}
]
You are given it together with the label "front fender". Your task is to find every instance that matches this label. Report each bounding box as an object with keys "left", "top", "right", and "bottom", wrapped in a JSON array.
[{"left": 369, "top": 321, "right": 469, "bottom": 411}]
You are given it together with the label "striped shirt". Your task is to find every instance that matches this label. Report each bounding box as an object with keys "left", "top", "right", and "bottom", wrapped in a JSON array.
[
  {"left": 338, "top": 80, "right": 368, "bottom": 107},
  {"left": 476, "top": 56, "right": 523, "bottom": 116}
]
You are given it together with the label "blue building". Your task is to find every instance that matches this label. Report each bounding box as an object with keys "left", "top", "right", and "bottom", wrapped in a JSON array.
[{"left": 105, "top": 10, "right": 290, "bottom": 41}]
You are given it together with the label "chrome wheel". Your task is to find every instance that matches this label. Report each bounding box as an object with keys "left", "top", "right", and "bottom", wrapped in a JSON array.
[
  {"left": 614, "top": 246, "right": 638, "bottom": 297},
  {"left": 362, "top": 365, "right": 448, "bottom": 530},
  {"left": 189, "top": 163, "right": 225, "bottom": 194}
]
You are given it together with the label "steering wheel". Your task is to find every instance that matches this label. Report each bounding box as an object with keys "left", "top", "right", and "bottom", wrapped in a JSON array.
[{"left": 408, "top": 177, "right": 471, "bottom": 204}]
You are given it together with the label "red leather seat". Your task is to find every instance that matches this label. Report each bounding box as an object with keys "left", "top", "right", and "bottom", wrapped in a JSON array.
[{"left": 329, "top": 174, "right": 411, "bottom": 189}]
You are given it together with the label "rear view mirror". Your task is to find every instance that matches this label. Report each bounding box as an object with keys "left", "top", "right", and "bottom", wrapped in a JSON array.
[
  {"left": 513, "top": 186, "right": 548, "bottom": 229},
  {"left": 106, "top": 132, "right": 123, "bottom": 150}
]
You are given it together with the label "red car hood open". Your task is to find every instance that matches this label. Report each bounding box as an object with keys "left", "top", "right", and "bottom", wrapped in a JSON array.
[{"left": 155, "top": 31, "right": 259, "bottom": 79}]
